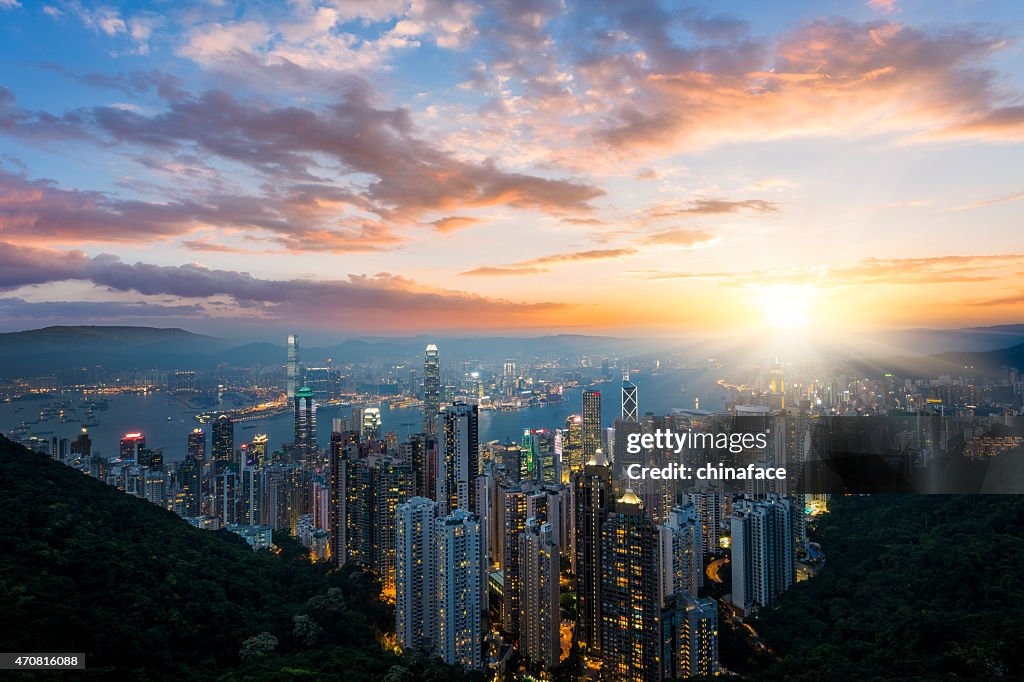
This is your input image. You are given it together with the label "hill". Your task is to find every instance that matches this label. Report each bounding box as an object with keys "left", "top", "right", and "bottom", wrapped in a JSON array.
[
  {"left": 0, "top": 436, "right": 472, "bottom": 680},
  {"left": 849, "top": 341, "right": 1024, "bottom": 378},
  {"left": 750, "top": 494, "right": 1024, "bottom": 680}
]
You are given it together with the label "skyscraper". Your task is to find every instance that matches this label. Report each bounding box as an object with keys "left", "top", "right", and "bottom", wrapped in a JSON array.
[
  {"left": 212, "top": 415, "right": 234, "bottom": 468},
  {"left": 287, "top": 333, "right": 300, "bottom": 399},
  {"left": 188, "top": 428, "right": 206, "bottom": 462},
  {"left": 373, "top": 459, "right": 415, "bottom": 596},
  {"left": 517, "top": 517, "right": 560, "bottom": 669},
  {"left": 560, "top": 414, "right": 583, "bottom": 479},
  {"left": 396, "top": 497, "right": 438, "bottom": 653},
  {"left": 423, "top": 344, "right": 441, "bottom": 437},
  {"left": 582, "top": 390, "right": 602, "bottom": 462},
  {"left": 436, "top": 509, "right": 483, "bottom": 670},
  {"left": 600, "top": 489, "right": 663, "bottom": 682},
  {"left": 622, "top": 378, "right": 638, "bottom": 423},
  {"left": 120, "top": 432, "right": 145, "bottom": 462},
  {"left": 662, "top": 593, "right": 719, "bottom": 679},
  {"left": 294, "top": 387, "right": 317, "bottom": 461},
  {"left": 730, "top": 495, "right": 796, "bottom": 615},
  {"left": 436, "top": 402, "right": 479, "bottom": 515},
  {"left": 573, "top": 447, "right": 612, "bottom": 654}
]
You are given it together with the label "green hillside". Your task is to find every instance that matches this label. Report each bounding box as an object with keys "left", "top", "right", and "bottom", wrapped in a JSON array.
[
  {"left": 0, "top": 436, "right": 471, "bottom": 681},
  {"left": 753, "top": 494, "right": 1024, "bottom": 680}
]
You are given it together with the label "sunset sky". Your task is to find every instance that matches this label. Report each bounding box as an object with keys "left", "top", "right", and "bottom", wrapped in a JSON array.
[{"left": 0, "top": 0, "right": 1022, "bottom": 341}]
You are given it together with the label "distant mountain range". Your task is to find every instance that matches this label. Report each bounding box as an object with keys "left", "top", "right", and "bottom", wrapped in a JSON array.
[{"left": 0, "top": 324, "right": 1022, "bottom": 379}]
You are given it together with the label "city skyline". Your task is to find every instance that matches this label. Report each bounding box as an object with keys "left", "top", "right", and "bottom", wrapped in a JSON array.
[{"left": 1, "top": 0, "right": 1023, "bottom": 339}]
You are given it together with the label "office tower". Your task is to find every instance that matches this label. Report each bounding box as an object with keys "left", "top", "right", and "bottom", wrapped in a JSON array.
[
  {"left": 212, "top": 415, "right": 234, "bottom": 468},
  {"left": 188, "top": 428, "right": 206, "bottom": 462},
  {"left": 71, "top": 427, "right": 92, "bottom": 458},
  {"left": 502, "top": 484, "right": 530, "bottom": 638},
  {"left": 517, "top": 518, "right": 560, "bottom": 669},
  {"left": 622, "top": 378, "right": 638, "bottom": 422},
  {"left": 249, "top": 433, "right": 269, "bottom": 468},
  {"left": 120, "top": 432, "right": 145, "bottom": 462},
  {"left": 361, "top": 406, "right": 382, "bottom": 441},
  {"left": 560, "top": 414, "right": 583, "bottom": 480},
  {"left": 396, "top": 497, "right": 438, "bottom": 653},
  {"left": 600, "top": 489, "right": 662, "bottom": 682},
  {"left": 503, "top": 359, "right": 518, "bottom": 397},
  {"left": 178, "top": 454, "right": 201, "bottom": 517},
  {"left": 573, "top": 447, "right": 612, "bottom": 653},
  {"left": 305, "top": 366, "right": 331, "bottom": 401},
  {"left": 424, "top": 344, "right": 440, "bottom": 437},
  {"left": 436, "top": 510, "right": 483, "bottom": 670},
  {"left": 373, "top": 460, "right": 415, "bottom": 596},
  {"left": 294, "top": 387, "right": 317, "bottom": 461},
  {"left": 662, "top": 593, "right": 718, "bottom": 679},
  {"left": 582, "top": 390, "right": 602, "bottom": 462},
  {"left": 660, "top": 504, "right": 703, "bottom": 603},
  {"left": 730, "top": 495, "right": 796, "bottom": 615},
  {"left": 437, "top": 403, "right": 479, "bottom": 515},
  {"left": 287, "top": 333, "right": 300, "bottom": 399}
]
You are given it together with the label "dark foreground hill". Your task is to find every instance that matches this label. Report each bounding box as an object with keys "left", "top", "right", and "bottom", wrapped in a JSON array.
[
  {"left": 0, "top": 436, "right": 472, "bottom": 681},
  {"left": 751, "top": 494, "right": 1024, "bottom": 680}
]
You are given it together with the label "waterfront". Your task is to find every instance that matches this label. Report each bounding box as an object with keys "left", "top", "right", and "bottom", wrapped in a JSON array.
[{"left": 0, "top": 368, "right": 730, "bottom": 463}]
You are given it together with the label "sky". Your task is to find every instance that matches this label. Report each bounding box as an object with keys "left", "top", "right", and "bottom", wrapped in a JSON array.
[{"left": 0, "top": 0, "right": 1022, "bottom": 342}]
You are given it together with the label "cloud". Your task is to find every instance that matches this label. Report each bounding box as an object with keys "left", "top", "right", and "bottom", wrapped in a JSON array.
[
  {"left": 942, "top": 190, "right": 1024, "bottom": 212},
  {"left": 461, "top": 247, "right": 637, "bottom": 276},
  {"left": 587, "top": 17, "right": 1016, "bottom": 157},
  {"left": 0, "top": 297, "right": 203, "bottom": 320},
  {"left": 968, "top": 292, "right": 1024, "bottom": 307},
  {"left": 641, "top": 198, "right": 779, "bottom": 221},
  {"left": 636, "top": 254, "right": 1024, "bottom": 287},
  {"left": 429, "top": 216, "right": 486, "bottom": 233},
  {"left": 0, "top": 242, "right": 576, "bottom": 330},
  {"left": 0, "top": 168, "right": 401, "bottom": 252},
  {"left": 640, "top": 228, "right": 718, "bottom": 247},
  {"left": 0, "top": 84, "right": 603, "bottom": 226},
  {"left": 867, "top": 0, "right": 898, "bottom": 13}
]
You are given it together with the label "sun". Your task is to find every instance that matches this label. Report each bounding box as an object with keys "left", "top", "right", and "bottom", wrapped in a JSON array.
[{"left": 754, "top": 284, "right": 817, "bottom": 329}]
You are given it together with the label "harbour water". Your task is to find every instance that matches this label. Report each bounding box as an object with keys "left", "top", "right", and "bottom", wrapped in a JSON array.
[{"left": 0, "top": 368, "right": 730, "bottom": 463}]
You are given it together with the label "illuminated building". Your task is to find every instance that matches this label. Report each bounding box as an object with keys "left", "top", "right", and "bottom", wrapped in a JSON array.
[
  {"left": 305, "top": 366, "right": 331, "bottom": 401},
  {"left": 177, "top": 454, "right": 201, "bottom": 517},
  {"left": 212, "top": 415, "right": 234, "bottom": 468},
  {"left": 396, "top": 497, "right": 438, "bottom": 652},
  {"left": 424, "top": 344, "right": 441, "bottom": 437},
  {"left": 329, "top": 430, "right": 359, "bottom": 567},
  {"left": 372, "top": 459, "right": 415, "bottom": 595},
  {"left": 436, "top": 509, "right": 483, "bottom": 670},
  {"left": 249, "top": 433, "right": 268, "bottom": 468},
  {"left": 361, "top": 406, "right": 382, "bottom": 441},
  {"left": 573, "top": 447, "right": 612, "bottom": 654},
  {"left": 600, "top": 488, "right": 662, "bottom": 682},
  {"left": 501, "top": 483, "right": 529, "bottom": 637},
  {"left": 662, "top": 593, "right": 718, "bottom": 679},
  {"left": 293, "top": 387, "right": 317, "bottom": 461},
  {"left": 730, "top": 495, "right": 796, "bottom": 615},
  {"left": 437, "top": 402, "right": 479, "bottom": 515},
  {"left": 560, "top": 414, "right": 583, "bottom": 479},
  {"left": 582, "top": 390, "right": 602, "bottom": 462},
  {"left": 517, "top": 518, "right": 560, "bottom": 669},
  {"left": 120, "top": 432, "right": 145, "bottom": 462},
  {"left": 287, "top": 333, "right": 300, "bottom": 399},
  {"left": 188, "top": 428, "right": 206, "bottom": 462}
]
